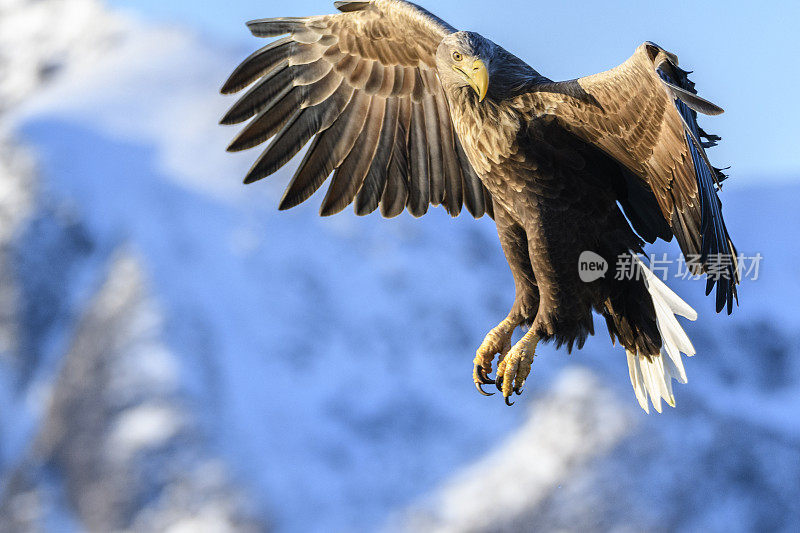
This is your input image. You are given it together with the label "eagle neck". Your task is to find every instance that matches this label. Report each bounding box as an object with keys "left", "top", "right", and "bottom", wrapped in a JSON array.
[{"left": 446, "top": 87, "right": 522, "bottom": 181}]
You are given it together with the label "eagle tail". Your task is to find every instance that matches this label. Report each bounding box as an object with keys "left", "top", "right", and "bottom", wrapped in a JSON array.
[{"left": 626, "top": 255, "right": 698, "bottom": 413}]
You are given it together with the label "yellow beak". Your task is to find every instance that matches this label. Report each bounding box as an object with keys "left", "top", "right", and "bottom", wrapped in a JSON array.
[{"left": 455, "top": 59, "right": 489, "bottom": 102}]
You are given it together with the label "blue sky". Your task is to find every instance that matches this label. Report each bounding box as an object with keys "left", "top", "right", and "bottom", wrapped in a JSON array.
[{"left": 110, "top": 0, "right": 800, "bottom": 184}]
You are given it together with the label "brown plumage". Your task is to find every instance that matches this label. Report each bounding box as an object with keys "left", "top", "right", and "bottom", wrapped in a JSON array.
[{"left": 221, "top": 0, "right": 738, "bottom": 413}]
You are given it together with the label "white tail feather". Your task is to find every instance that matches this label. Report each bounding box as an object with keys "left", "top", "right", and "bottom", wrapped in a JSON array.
[{"left": 626, "top": 255, "right": 698, "bottom": 413}]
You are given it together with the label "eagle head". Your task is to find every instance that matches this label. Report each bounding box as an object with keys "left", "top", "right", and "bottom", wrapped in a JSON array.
[{"left": 436, "top": 31, "right": 496, "bottom": 102}]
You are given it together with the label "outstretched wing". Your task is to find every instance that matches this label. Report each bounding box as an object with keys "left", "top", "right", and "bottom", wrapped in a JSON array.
[
  {"left": 524, "top": 42, "right": 738, "bottom": 313},
  {"left": 221, "top": 0, "right": 491, "bottom": 219}
]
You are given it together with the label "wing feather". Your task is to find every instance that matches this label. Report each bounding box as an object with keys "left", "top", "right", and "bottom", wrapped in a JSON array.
[
  {"left": 226, "top": 86, "right": 303, "bottom": 152},
  {"left": 220, "top": 64, "right": 293, "bottom": 125},
  {"left": 381, "top": 158, "right": 408, "bottom": 218},
  {"left": 221, "top": 37, "right": 293, "bottom": 95},
  {"left": 364, "top": 60, "right": 386, "bottom": 93},
  {"left": 355, "top": 97, "right": 399, "bottom": 215},
  {"left": 348, "top": 58, "right": 374, "bottom": 88},
  {"left": 246, "top": 18, "right": 308, "bottom": 38},
  {"left": 436, "top": 93, "right": 463, "bottom": 215},
  {"left": 406, "top": 101, "right": 430, "bottom": 216},
  {"left": 244, "top": 83, "right": 354, "bottom": 183},
  {"left": 457, "top": 136, "right": 486, "bottom": 218},
  {"left": 380, "top": 97, "right": 412, "bottom": 217},
  {"left": 483, "top": 186, "right": 495, "bottom": 219},
  {"left": 320, "top": 96, "right": 386, "bottom": 215},
  {"left": 303, "top": 68, "right": 346, "bottom": 107},
  {"left": 334, "top": 2, "right": 371, "bottom": 13},
  {"left": 278, "top": 88, "right": 367, "bottom": 209},
  {"left": 422, "top": 94, "right": 444, "bottom": 206}
]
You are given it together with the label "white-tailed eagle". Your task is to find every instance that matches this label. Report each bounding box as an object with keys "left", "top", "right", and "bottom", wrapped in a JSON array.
[{"left": 220, "top": 0, "right": 738, "bottom": 412}]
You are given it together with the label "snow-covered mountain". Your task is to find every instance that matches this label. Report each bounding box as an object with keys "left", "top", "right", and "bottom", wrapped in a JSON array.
[{"left": 1, "top": 1, "right": 799, "bottom": 532}]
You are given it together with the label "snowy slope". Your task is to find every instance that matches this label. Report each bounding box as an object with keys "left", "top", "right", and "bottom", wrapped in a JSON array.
[{"left": 2, "top": 4, "right": 800, "bottom": 532}]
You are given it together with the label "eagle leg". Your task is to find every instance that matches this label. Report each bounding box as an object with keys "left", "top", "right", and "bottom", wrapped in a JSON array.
[
  {"left": 496, "top": 330, "right": 540, "bottom": 406},
  {"left": 472, "top": 316, "right": 517, "bottom": 395}
]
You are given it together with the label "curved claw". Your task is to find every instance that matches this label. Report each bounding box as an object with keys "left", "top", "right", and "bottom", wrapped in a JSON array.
[
  {"left": 475, "top": 382, "right": 495, "bottom": 396},
  {"left": 495, "top": 375, "right": 504, "bottom": 392},
  {"left": 504, "top": 396, "right": 515, "bottom": 407},
  {"left": 514, "top": 386, "right": 524, "bottom": 396},
  {"left": 473, "top": 365, "right": 495, "bottom": 385}
]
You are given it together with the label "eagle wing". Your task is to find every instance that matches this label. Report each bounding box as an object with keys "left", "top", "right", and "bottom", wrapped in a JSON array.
[
  {"left": 221, "top": 0, "right": 491, "bottom": 219},
  {"left": 524, "top": 42, "right": 738, "bottom": 313}
]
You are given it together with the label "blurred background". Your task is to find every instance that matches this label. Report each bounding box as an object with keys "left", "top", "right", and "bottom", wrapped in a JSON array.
[{"left": 1, "top": 0, "right": 799, "bottom": 531}]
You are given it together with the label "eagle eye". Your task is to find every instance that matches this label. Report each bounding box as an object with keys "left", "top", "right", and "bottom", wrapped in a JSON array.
[{"left": 452, "top": 51, "right": 463, "bottom": 62}]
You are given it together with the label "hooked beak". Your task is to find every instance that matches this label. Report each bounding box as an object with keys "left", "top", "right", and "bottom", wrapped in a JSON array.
[{"left": 454, "top": 59, "right": 489, "bottom": 102}]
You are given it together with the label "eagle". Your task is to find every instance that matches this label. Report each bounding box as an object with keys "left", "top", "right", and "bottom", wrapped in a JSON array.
[{"left": 220, "top": 0, "right": 739, "bottom": 413}]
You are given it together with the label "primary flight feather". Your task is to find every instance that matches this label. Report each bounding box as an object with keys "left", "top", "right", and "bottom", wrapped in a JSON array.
[{"left": 221, "top": 0, "right": 739, "bottom": 413}]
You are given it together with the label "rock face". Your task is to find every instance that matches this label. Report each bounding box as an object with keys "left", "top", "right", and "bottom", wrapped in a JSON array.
[{"left": 0, "top": 253, "right": 264, "bottom": 532}]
